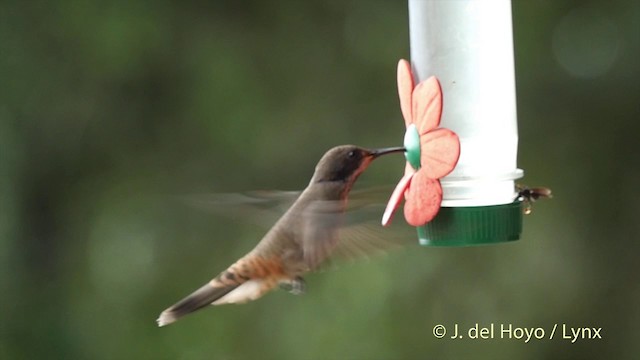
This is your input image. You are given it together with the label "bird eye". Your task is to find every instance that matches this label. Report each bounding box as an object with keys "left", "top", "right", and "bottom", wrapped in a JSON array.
[{"left": 347, "top": 151, "right": 355, "bottom": 158}]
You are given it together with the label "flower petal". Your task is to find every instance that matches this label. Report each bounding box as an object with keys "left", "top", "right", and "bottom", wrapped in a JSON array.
[
  {"left": 404, "top": 162, "right": 414, "bottom": 176},
  {"left": 382, "top": 170, "right": 415, "bottom": 226},
  {"left": 397, "top": 59, "right": 414, "bottom": 127},
  {"left": 420, "top": 128, "right": 460, "bottom": 179},
  {"left": 404, "top": 171, "right": 443, "bottom": 226},
  {"left": 412, "top": 76, "right": 443, "bottom": 135}
]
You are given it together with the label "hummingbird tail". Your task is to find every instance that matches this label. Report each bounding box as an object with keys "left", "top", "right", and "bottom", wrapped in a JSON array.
[
  {"left": 157, "top": 256, "right": 286, "bottom": 326},
  {"left": 156, "top": 282, "right": 238, "bottom": 327}
]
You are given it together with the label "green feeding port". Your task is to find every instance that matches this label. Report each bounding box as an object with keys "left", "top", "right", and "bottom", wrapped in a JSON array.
[
  {"left": 416, "top": 201, "right": 523, "bottom": 246},
  {"left": 404, "top": 124, "right": 421, "bottom": 170}
]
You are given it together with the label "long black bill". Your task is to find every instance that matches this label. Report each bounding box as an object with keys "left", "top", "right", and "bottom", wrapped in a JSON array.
[{"left": 371, "top": 146, "right": 406, "bottom": 158}]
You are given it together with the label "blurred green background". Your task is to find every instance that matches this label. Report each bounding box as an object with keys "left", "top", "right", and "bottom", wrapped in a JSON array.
[{"left": 1, "top": 0, "right": 638, "bottom": 359}]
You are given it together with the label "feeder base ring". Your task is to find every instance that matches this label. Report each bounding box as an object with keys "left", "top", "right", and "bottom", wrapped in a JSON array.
[{"left": 417, "top": 201, "right": 523, "bottom": 246}]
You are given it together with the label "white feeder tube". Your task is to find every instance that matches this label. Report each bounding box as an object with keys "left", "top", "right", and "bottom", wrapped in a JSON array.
[{"left": 409, "top": 0, "right": 523, "bottom": 207}]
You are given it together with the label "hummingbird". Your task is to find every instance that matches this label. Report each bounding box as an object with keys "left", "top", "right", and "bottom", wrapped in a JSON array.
[{"left": 157, "top": 145, "right": 405, "bottom": 327}]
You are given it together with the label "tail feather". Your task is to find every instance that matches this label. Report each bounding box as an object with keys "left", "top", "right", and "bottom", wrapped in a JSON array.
[
  {"left": 157, "top": 282, "right": 238, "bottom": 327},
  {"left": 157, "top": 255, "right": 286, "bottom": 326}
]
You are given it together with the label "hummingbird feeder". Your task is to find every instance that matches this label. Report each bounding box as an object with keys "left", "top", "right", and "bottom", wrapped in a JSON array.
[{"left": 384, "top": 0, "right": 527, "bottom": 246}]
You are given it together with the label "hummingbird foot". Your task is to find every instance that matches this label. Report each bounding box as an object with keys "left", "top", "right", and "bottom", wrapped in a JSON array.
[{"left": 279, "top": 276, "right": 306, "bottom": 295}]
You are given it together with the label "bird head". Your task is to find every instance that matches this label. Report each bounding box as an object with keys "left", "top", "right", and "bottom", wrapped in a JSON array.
[{"left": 311, "top": 145, "right": 405, "bottom": 185}]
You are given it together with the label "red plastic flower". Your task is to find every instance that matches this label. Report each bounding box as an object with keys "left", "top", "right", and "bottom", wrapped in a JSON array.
[{"left": 382, "top": 59, "right": 461, "bottom": 227}]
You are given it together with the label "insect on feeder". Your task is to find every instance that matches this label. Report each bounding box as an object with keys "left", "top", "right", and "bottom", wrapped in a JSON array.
[{"left": 383, "top": 0, "right": 545, "bottom": 246}]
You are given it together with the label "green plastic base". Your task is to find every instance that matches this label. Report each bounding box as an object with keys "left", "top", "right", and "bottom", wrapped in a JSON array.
[{"left": 417, "top": 201, "right": 523, "bottom": 246}]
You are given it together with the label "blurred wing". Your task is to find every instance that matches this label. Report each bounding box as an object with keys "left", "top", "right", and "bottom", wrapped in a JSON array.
[
  {"left": 311, "top": 221, "right": 416, "bottom": 273},
  {"left": 179, "top": 186, "right": 393, "bottom": 228},
  {"left": 181, "top": 186, "right": 418, "bottom": 269},
  {"left": 179, "top": 190, "right": 301, "bottom": 228},
  {"left": 332, "top": 205, "right": 416, "bottom": 266},
  {"left": 303, "top": 187, "right": 418, "bottom": 271},
  {"left": 301, "top": 200, "right": 344, "bottom": 270},
  {"left": 346, "top": 185, "right": 410, "bottom": 214}
]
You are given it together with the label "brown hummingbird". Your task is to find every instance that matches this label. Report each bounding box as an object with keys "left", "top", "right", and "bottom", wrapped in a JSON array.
[{"left": 157, "top": 145, "right": 405, "bottom": 326}]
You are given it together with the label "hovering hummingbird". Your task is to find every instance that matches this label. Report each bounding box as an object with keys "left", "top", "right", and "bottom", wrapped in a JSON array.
[{"left": 157, "top": 145, "right": 405, "bottom": 326}]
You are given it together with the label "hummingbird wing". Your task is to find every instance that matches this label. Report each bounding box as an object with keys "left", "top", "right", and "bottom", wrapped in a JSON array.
[
  {"left": 179, "top": 186, "right": 392, "bottom": 228},
  {"left": 299, "top": 191, "right": 416, "bottom": 270},
  {"left": 338, "top": 185, "right": 417, "bottom": 259},
  {"left": 323, "top": 208, "right": 416, "bottom": 270},
  {"left": 300, "top": 200, "right": 344, "bottom": 269},
  {"left": 180, "top": 187, "right": 414, "bottom": 268},
  {"left": 179, "top": 190, "right": 300, "bottom": 228}
]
